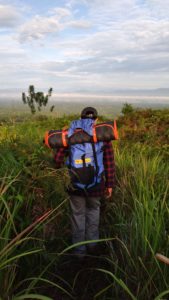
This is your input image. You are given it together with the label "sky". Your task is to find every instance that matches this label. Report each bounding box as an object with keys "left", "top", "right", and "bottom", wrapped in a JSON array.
[{"left": 1, "top": 0, "right": 169, "bottom": 97}]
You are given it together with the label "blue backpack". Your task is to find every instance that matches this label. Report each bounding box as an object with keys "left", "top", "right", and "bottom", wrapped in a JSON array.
[{"left": 66, "top": 119, "right": 104, "bottom": 190}]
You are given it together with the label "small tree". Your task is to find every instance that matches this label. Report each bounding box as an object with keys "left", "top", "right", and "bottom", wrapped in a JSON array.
[
  {"left": 22, "top": 85, "right": 54, "bottom": 114},
  {"left": 121, "top": 102, "right": 134, "bottom": 115}
]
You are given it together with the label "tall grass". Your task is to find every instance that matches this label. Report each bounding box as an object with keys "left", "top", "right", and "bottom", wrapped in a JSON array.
[
  {"left": 0, "top": 114, "right": 168, "bottom": 299},
  {"left": 0, "top": 118, "right": 72, "bottom": 298},
  {"left": 100, "top": 143, "right": 169, "bottom": 299}
]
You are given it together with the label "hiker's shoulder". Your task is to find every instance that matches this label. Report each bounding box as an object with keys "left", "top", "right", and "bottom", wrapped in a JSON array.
[{"left": 103, "top": 141, "right": 113, "bottom": 148}]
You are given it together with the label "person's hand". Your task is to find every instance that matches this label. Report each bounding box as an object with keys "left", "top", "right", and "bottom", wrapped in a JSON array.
[{"left": 105, "top": 188, "right": 113, "bottom": 199}]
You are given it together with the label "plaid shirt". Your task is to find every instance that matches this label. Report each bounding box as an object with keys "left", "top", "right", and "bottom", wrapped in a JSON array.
[{"left": 54, "top": 141, "right": 115, "bottom": 197}]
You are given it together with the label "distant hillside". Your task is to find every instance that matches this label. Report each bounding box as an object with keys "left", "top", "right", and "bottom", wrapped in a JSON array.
[
  {"left": 1, "top": 87, "right": 169, "bottom": 97},
  {"left": 0, "top": 99, "right": 169, "bottom": 119}
]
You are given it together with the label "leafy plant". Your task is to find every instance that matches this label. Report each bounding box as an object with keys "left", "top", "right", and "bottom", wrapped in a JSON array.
[
  {"left": 22, "top": 85, "right": 53, "bottom": 114},
  {"left": 121, "top": 102, "right": 134, "bottom": 115}
]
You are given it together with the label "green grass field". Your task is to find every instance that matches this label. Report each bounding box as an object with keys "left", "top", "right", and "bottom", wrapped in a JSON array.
[{"left": 0, "top": 106, "right": 168, "bottom": 299}]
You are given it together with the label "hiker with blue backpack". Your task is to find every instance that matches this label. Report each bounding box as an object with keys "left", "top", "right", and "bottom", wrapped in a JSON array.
[{"left": 54, "top": 107, "right": 115, "bottom": 259}]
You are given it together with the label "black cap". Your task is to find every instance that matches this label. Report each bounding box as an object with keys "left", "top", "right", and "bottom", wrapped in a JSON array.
[{"left": 81, "top": 107, "right": 98, "bottom": 119}]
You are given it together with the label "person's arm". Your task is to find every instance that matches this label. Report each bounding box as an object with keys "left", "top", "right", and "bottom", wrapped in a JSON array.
[
  {"left": 54, "top": 147, "right": 68, "bottom": 168},
  {"left": 103, "top": 141, "right": 115, "bottom": 198}
]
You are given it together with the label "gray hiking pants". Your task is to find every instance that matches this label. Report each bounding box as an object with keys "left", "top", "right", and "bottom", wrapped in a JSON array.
[{"left": 69, "top": 194, "right": 101, "bottom": 255}]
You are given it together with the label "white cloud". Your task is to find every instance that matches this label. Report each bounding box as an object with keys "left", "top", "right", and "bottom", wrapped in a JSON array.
[
  {"left": 0, "top": 35, "right": 26, "bottom": 60},
  {"left": 17, "top": 6, "right": 91, "bottom": 42},
  {"left": 1, "top": 0, "right": 169, "bottom": 94},
  {"left": 18, "top": 15, "right": 61, "bottom": 42},
  {"left": 49, "top": 7, "right": 72, "bottom": 19},
  {"left": 0, "top": 4, "right": 21, "bottom": 27},
  {"left": 69, "top": 19, "right": 91, "bottom": 29},
  {"left": 146, "top": 0, "right": 169, "bottom": 17}
]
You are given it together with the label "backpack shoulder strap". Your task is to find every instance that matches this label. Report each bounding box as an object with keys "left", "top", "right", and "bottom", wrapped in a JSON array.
[{"left": 91, "top": 143, "right": 99, "bottom": 176}]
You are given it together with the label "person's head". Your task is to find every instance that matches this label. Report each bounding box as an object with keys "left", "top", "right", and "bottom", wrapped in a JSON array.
[{"left": 81, "top": 107, "right": 98, "bottom": 120}]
